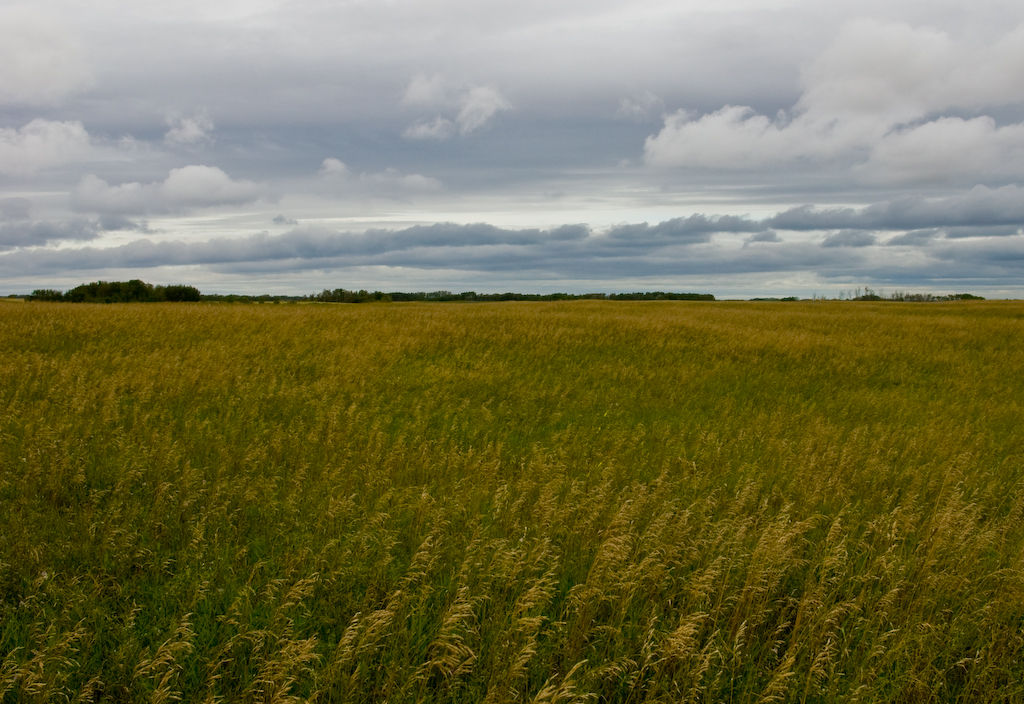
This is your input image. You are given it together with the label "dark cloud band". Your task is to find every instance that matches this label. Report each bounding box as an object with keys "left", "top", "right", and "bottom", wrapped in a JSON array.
[{"left": 3, "top": 214, "right": 1023, "bottom": 290}]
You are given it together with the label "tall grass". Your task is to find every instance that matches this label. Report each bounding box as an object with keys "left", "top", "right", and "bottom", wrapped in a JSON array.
[{"left": 1, "top": 301, "right": 1022, "bottom": 702}]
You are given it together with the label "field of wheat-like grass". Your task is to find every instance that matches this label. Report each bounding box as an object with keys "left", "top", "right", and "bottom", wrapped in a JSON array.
[{"left": 1, "top": 300, "right": 1022, "bottom": 703}]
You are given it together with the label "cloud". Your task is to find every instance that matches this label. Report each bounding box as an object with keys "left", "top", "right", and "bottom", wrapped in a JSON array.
[
  {"left": 403, "top": 74, "right": 510, "bottom": 139},
  {"left": 455, "top": 86, "right": 511, "bottom": 134},
  {"left": 0, "top": 119, "right": 93, "bottom": 175},
  {"left": 821, "top": 230, "right": 876, "bottom": 248},
  {"left": 0, "top": 210, "right": 149, "bottom": 250},
  {"left": 403, "top": 117, "right": 456, "bottom": 140},
  {"left": 98, "top": 214, "right": 150, "bottom": 232},
  {"left": 318, "top": 158, "right": 349, "bottom": 177},
  {"left": 165, "top": 111, "right": 214, "bottom": 145},
  {"left": 616, "top": 91, "right": 663, "bottom": 122},
  {"left": 604, "top": 214, "right": 759, "bottom": 246},
  {"left": 936, "top": 225, "right": 1023, "bottom": 240},
  {"left": 0, "top": 10, "right": 92, "bottom": 105},
  {"left": 359, "top": 168, "right": 442, "bottom": 191},
  {"left": 745, "top": 230, "right": 782, "bottom": 245},
  {"left": 402, "top": 73, "right": 451, "bottom": 106},
  {"left": 0, "top": 222, "right": 586, "bottom": 272},
  {"left": 645, "top": 106, "right": 806, "bottom": 169},
  {"left": 1, "top": 198, "right": 32, "bottom": 221},
  {"left": 273, "top": 214, "right": 298, "bottom": 225},
  {"left": 0, "top": 218, "right": 100, "bottom": 250},
  {"left": 797, "top": 20, "right": 960, "bottom": 123},
  {"left": 766, "top": 185, "right": 1024, "bottom": 232},
  {"left": 856, "top": 117, "right": 1024, "bottom": 183},
  {"left": 315, "top": 160, "right": 443, "bottom": 194},
  {"left": 72, "top": 165, "right": 268, "bottom": 215},
  {"left": 0, "top": 217, "right": 728, "bottom": 275},
  {"left": 886, "top": 230, "right": 940, "bottom": 246},
  {"left": 644, "top": 20, "right": 1024, "bottom": 181},
  {"left": 3, "top": 215, "right": 1023, "bottom": 292}
]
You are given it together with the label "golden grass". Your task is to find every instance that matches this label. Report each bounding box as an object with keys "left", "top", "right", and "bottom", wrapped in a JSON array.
[{"left": 1, "top": 300, "right": 1022, "bottom": 702}]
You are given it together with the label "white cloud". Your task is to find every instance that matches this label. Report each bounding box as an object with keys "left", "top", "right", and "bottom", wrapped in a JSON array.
[
  {"left": 455, "top": 86, "right": 511, "bottom": 134},
  {"left": 403, "top": 116, "right": 455, "bottom": 140},
  {"left": 616, "top": 91, "right": 663, "bottom": 122},
  {"left": 0, "top": 119, "right": 94, "bottom": 175},
  {"left": 403, "top": 74, "right": 510, "bottom": 139},
  {"left": 0, "top": 9, "right": 92, "bottom": 105},
  {"left": 402, "top": 73, "right": 451, "bottom": 106},
  {"left": 360, "top": 168, "right": 442, "bottom": 191},
  {"left": 644, "top": 19, "right": 1024, "bottom": 181},
  {"left": 72, "top": 165, "right": 267, "bottom": 215},
  {"left": 315, "top": 159, "right": 441, "bottom": 192},
  {"left": 164, "top": 111, "right": 214, "bottom": 145},
  {"left": 797, "top": 20, "right": 961, "bottom": 123},
  {"left": 857, "top": 117, "right": 1024, "bottom": 183},
  {"left": 317, "top": 157, "right": 349, "bottom": 177},
  {"left": 645, "top": 106, "right": 805, "bottom": 169}
]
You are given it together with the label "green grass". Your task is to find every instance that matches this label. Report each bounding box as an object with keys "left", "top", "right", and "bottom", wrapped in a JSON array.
[{"left": 2, "top": 301, "right": 1023, "bottom": 702}]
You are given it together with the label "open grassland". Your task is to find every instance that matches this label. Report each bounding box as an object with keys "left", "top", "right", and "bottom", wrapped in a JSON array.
[{"left": 2, "top": 300, "right": 1023, "bottom": 703}]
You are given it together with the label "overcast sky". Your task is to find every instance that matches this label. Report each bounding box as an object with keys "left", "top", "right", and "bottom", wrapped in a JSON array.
[{"left": 3, "top": 0, "right": 1024, "bottom": 297}]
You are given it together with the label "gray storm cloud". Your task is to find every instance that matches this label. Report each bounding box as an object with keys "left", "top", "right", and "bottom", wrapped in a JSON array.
[
  {"left": 765, "top": 186, "right": 1024, "bottom": 232},
  {"left": 821, "top": 230, "right": 877, "bottom": 248},
  {"left": 3, "top": 223, "right": 1020, "bottom": 291},
  {"left": 0, "top": 218, "right": 99, "bottom": 250},
  {"left": 3, "top": 206, "right": 1023, "bottom": 291}
]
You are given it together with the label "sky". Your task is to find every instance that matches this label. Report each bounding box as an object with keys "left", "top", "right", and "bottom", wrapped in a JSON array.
[{"left": 2, "top": 0, "right": 1024, "bottom": 298}]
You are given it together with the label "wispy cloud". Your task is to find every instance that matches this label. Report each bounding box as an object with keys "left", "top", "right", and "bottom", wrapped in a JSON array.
[
  {"left": 616, "top": 91, "right": 663, "bottom": 122},
  {"left": 72, "top": 165, "right": 268, "bottom": 215},
  {"left": 315, "top": 159, "right": 441, "bottom": 194},
  {"left": 455, "top": 86, "right": 511, "bottom": 134},
  {"left": 164, "top": 110, "right": 214, "bottom": 145},
  {"left": 317, "top": 158, "right": 348, "bottom": 178},
  {"left": 403, "top": 117, "right": 455, "bottom": 140},
  {"left": 402, "top": 74, "right": 510, "bottom": 139},
  {"left": 359, "top": 168, "right": 442, "bottom": 191}
]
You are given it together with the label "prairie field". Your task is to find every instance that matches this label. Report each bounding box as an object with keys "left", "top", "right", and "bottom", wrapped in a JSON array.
[{"left": 1, "top": 300, "right": 1023, "bottom": 703}]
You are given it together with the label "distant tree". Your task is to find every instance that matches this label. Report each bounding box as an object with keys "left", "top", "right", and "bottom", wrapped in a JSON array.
[
  {"left": 29, "top": 289, "right": 64, "bottom": 302},
  {"left": 64, "top": 279, "right": 157, "bottom": 303},
  {"left": 159, "top": 285, "right": 202, "bottom": 302},
  {"left": 30, "top": 280, "right": 203, "bottom": 303},
  {"left": 312, "top": 288, "right": 392, "bottom": 303}
]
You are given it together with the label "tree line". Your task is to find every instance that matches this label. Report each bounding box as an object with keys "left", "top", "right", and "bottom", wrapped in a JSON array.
[
  {"left": 29, "top": 280, "right": 201, "bottom": 303},
  {"left": 26, "top": 280, "right": 985, "bottom": 304},
  {"left": 843, "top": 287, "right": 984, "bottom": 302},
  {"left": 310, "top": 288, "right": 716, "bottom": 303},
  {"left": 26, "top": 282, "right": 717, "bottom": 304}
]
